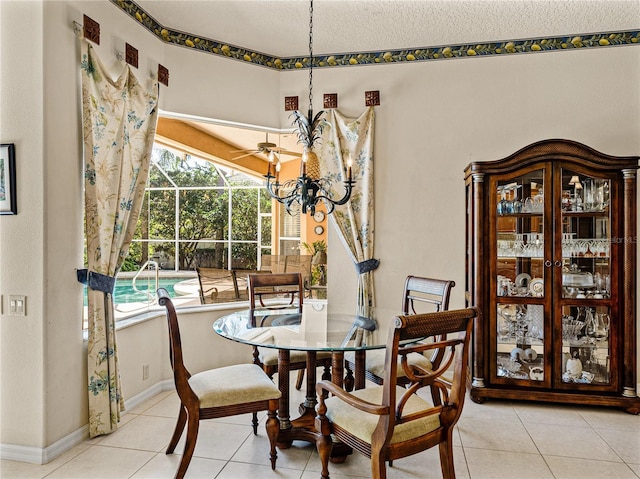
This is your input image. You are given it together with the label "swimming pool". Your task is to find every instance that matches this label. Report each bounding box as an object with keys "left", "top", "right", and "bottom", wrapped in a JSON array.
[{"left": 83, "top": 277, "right": 195, "bottom": 305}]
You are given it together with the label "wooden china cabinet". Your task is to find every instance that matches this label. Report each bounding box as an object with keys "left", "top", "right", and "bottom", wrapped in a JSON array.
[{"left": 464, "top": 139, "right": 640, "bottom": 413}]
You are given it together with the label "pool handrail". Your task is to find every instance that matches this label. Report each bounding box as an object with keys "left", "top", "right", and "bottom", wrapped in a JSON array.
[{"left": 131, "top": 260, "right": 160, "bottom": 304}]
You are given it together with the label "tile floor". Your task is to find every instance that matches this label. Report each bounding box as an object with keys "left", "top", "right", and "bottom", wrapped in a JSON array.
[{"left": 2, "top": 375, "right": 639, "bottom": 479}]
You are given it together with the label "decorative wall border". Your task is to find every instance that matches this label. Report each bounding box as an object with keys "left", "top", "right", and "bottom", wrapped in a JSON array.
[{"left": 111, "top": 0, "right": 639, "bottom": 70}]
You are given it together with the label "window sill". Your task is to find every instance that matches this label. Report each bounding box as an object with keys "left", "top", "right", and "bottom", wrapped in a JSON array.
[{"left": 82, "top": 300, "right": 251, "bottom": 341}]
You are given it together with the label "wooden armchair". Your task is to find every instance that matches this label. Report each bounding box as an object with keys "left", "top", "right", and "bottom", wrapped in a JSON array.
[
  {"left": 315, "top": 307, "right": 477, "bottom": 479},
  {"left": 196, "top": 267, "right": 248, "bottom": 304},
  {"left": 345, "top": 276, "right": 455, "bottom": 388},
  {"left": 248, "top": 272, "right": 331, "bottom": 390},
  {"left": 157, "top": 288, "right": 281, "bottom": 479}
]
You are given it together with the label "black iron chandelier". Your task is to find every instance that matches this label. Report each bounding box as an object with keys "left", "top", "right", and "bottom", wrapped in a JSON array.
[{"left": 264, "top": 0, "right": 355, "bottom": 216}]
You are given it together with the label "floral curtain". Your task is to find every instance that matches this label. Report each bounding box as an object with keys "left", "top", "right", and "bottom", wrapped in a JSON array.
[
  {"left": 79, "top": 39, "right": 159, "bottom": 437},
  {"left": 316, "top": 107, "right": 377, "bottom": 317}
]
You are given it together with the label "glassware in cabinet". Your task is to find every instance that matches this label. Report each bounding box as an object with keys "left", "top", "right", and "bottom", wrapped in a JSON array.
[
  {"left": 495, "top": 303, "right": 545, "bottom": 383},
  {"left": 560, "top": 169, "right": 611, "bottom": 300},
  {"left": 560, "top": 304, "right": 611, "bottom": 385},
  {"left": 495, "top": 171, "right": 546, "bottom": 300}
]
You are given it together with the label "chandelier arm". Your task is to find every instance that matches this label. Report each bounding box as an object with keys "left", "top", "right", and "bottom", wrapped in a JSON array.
[
  {"left": 268, "top": 187, "right": 301, "bottom": 203},
  {"left": 265, "top": 176, "right": 300, "bottom": 203},
  {"left": 266, "top": 176, "right": 324, "bottom": 215},
  {"left": 314, "top": 180, "right": 354, "bottom": 207}
]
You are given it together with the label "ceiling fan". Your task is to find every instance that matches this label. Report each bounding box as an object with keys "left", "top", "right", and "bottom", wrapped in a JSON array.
[{"left": 230, "top": 133, "right": 301, "bottom": 161}]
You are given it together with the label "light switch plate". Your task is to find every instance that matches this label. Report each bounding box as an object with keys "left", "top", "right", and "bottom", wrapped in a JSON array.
[{"left": 9, "top": 295, "right": 26, "bottom": 316}]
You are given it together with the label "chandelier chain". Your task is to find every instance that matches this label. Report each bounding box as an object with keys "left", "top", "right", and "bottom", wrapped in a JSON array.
[{"left": 308, "top": 0, "right": 314, "bottom": 111}]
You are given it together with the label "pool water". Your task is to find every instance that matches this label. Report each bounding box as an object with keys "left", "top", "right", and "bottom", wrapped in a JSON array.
[{"left": 83, "top": 277, "right": 186, "bottom": 305}]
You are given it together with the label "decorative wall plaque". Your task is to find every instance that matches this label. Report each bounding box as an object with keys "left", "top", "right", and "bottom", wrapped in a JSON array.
[
  {"left": 158, "top": 64, "right": 169, "bottom": 86},
  {"left": 125, "top": 43, "right": 138, "bottom": 68},
  {"left": 324, "top": 93, "right": 338, "bottom": 109},
  {"left": 83, "top": 14, "right": 100, "bottom": 45},
  {"left": 285, "top": 96, "right": 299, "bottom": 111},
  {"left": 365, "top": 90, "right": 380, "bottom": 106}
]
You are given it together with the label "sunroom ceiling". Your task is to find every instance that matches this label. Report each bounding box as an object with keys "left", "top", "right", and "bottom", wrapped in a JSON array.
[{"left": 133, "top": 0, "right": 638, "bottom": 58}]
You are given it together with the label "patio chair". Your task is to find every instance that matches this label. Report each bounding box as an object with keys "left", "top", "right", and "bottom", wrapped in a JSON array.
[
  {"left": 196, "top": 267, "right": 247, "bottom": 304},
  {"left": 260, "top": 254, "right": 314, "bottom": 297}
]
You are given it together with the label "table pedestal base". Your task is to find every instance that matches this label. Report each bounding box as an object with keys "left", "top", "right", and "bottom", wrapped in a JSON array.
[{"left": 276, "top": 350, "right": 353, "bottom": 460}]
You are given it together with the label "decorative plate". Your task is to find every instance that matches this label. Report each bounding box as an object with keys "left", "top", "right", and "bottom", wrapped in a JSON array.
[
  {"left": 523, "top": 348, "right": 538, "bottom": 362},
  {"left": 515, "top": 273, "right": 531, "bottom": 287},
  {"left": 529, "top": 278, "right": 544, "bottom": 295},
  {"left": 529, "top": 366, "right": 544, "bottom": 381}
]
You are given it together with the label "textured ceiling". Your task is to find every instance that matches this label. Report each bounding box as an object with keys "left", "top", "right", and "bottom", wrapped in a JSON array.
[
  {"left": 134, "top": 0, "right": 639, "bottom": 58},
  {"left": 138, "top": 0, "right": 638, "bottom": 162}
]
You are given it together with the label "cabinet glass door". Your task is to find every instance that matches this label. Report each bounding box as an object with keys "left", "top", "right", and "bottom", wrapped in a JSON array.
[
  {"left": 559, "top": 169, "right": 612, "bottom": 386},
  {"left": 494, "top": 170, "right": 547, "bottom": 384}
]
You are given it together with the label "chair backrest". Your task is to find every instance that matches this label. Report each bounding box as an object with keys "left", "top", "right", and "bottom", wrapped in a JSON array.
[
  {"left": 402, "top": 275, "right": 455, "bottom": 314},
  {"left": 157, "top": 288, "right": 194, "bottom": 403},
  {"left": 261, "top": 255, "right": 312, "bottom": 288},
  {"left": 248, "top": 272, "right": 304, "bottom": 314},
  {"left": 260, "top": 255, "right": 286, "bottom": 273},
  {"left": 284, "top": 255, "right": 312, "bottom": 287},
  {"left": 380, "top": 307, "right": 477, "bottom": 438},
  {"left": 233, "top": 269, "right": 261, "bottom": 300},
  {"left": 196, "top": 267, "right": 240, "bottom": 304}
]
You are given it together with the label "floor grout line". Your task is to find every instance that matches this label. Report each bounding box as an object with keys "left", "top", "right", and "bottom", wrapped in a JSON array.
[{"left": 3, "top": 388, "right": 640, "bottom": 479}]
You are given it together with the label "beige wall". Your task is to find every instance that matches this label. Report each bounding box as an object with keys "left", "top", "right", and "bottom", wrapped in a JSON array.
[
  {"left": 0, "top": 0, "right": 46, "bottom": 451},
  {"left": 1, "top": 0, "right": 639, "bottom": 461},
  {"left": 297, "top": 47, "right": 640, "bottom": 315}
]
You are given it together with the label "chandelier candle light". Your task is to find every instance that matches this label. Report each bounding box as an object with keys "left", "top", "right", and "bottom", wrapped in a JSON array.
[{"left": 265, "top": 0, "right": 355, "bottom": 216}]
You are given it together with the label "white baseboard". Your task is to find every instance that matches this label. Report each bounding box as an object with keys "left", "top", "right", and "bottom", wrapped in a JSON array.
[
  {"left": 0, "top": 424, "right": 89, "bottom": 465},
  {"left": 0, "top": 380, "right": 175, "bottom": 465},
  {"left": 123, "top": 379, "right": 174, "bottom": 412}
]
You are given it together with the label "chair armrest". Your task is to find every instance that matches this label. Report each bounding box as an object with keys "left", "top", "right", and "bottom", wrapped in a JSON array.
[{"left": 316, "top": 380, "right": 389, "bottom": 416}]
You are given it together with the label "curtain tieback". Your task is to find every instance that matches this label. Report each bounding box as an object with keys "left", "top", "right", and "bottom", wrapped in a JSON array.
[
  {"left": 76, "top": 269, "right": 116, "bottom": 294},
  {"left": 355, "top": 258, "right": 380, "bottom": 275}
]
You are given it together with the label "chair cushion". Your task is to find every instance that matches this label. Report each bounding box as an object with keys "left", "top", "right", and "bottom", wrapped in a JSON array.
[
  {"left": 189, "top": 363, "right": 281, "bottom": 408},
  {"left": 325, "top": 385, "right": 441, "bottom": 445},
  {"left": 345, "top": 350, "right": 433, "bottom": 378},
  {"left": 259, "top": 347, "right": 332, "bottom": 366}
]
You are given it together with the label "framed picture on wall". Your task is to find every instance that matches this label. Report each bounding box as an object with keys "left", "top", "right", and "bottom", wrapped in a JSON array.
[{"left": 0, "top": 143, "right": 17, "bottom": 215}]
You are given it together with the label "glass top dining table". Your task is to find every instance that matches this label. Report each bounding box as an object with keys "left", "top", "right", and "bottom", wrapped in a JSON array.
[
  {"left": 213, "top": 301, "right": 398, "bottom": 452},
  {"left": 212, "top": 301, "right": 390, "bottom": 352}
]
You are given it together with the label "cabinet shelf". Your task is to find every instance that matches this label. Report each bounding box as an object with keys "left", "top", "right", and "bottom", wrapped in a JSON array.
[
  {"left": 562, "top": 210, "right": 610, "bottom": 217},
  {"left": 562, "top": 256, "right": 609, "bottom": 260},
  {"left": 465, "top": 139, "right": 640, "bottom": 414},
  {"left": 496, "top": 213, "right": 544, "bottom": 218},
  {"left": 561, "top": 341, "right": 609, "bottom": 350}
]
